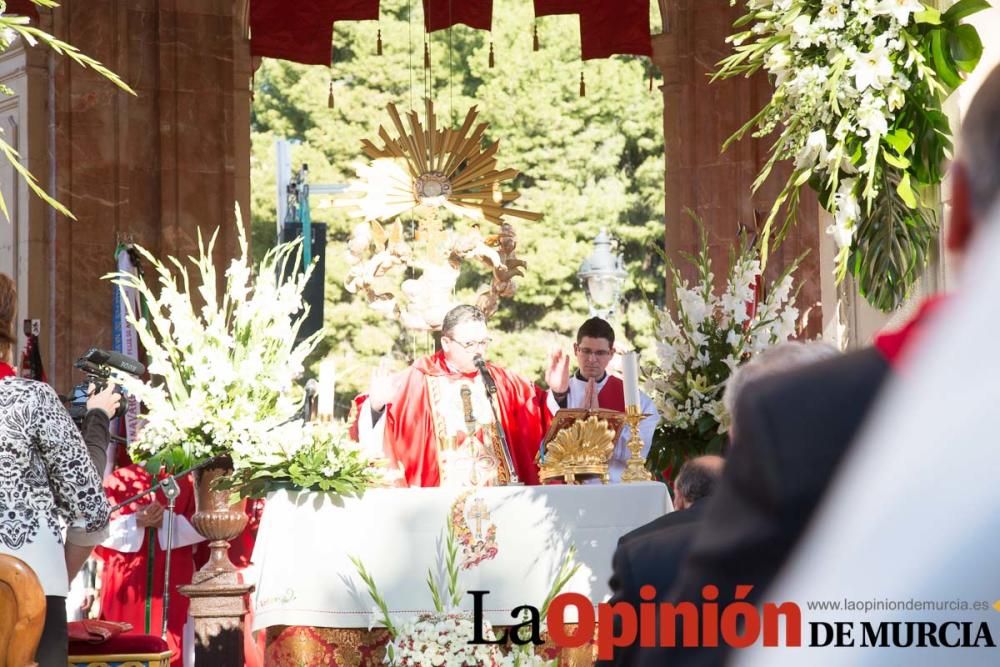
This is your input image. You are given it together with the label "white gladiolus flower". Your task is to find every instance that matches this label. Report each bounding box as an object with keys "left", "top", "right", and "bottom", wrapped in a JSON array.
[
  {"left": 816, "top": 0, "right": 847, "bottom": 30},
  {"left": 856, "top": 93, "right": 889, "bottom": 138},
  {"left": 794, "top": 129, "right": 829, "bottom": 171},
  {"left": 851, "top": 41, "right": 894, "bottom": 91},
  {"left": 678, "top": 288, "right": 710, "bottom": 325},
  {"left": 873, "top": 0, "right": 924, "bottom": 25}
]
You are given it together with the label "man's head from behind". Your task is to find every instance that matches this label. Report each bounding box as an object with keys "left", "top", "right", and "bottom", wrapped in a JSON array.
[
  {"left": 948, "top": 64, "right": 1000, "bottom": 261},
  {"left": 440, "top": 305, "right": 489, "bottom": 374},
  {"left": 574, "top": 316, "right": 615, "bottom": 380},
  {"left": 674, "top": 455, "right": 725, "bottom": 510},
  {"left": 724, "top": 341, "right": 840, "bottom": 441}
]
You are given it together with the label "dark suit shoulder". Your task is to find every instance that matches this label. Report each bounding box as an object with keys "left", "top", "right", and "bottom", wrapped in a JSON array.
[{"left": 619, "top": 503, "right": 705, "bottom": 545}]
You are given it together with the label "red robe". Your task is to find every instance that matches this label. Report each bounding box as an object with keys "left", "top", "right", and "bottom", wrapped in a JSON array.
[
  {"left": 355, "top": 350, "right": 550, "bottom": 487},
  {"left": 0, "top": 361, "right": 14, "bottom": 379},
  {"left": 96, "top": 464, "right": 197, "bottom": 667}
]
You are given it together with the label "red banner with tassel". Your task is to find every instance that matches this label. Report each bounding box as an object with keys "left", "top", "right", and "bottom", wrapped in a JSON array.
[
  {"left": 251, "top": 0, "right": 379, "bottom": 66},
  {"left": 579, "top": 0, "right": 652, "bottom": 60}
]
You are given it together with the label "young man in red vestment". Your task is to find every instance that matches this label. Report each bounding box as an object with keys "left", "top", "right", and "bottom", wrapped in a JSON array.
[
  {"left": 355, "top": 305, "right": 550, "bottom": 487},
  {"left": 95, "top": 464, "right": 205, "bottom": 667},
  {"left": 545, "top": 317, "right": 659, "bottom": 482}
]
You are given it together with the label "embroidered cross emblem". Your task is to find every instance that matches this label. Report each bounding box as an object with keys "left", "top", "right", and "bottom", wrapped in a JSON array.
[{"left": 468, "top": 497, "right": 490, "bottom": 535}]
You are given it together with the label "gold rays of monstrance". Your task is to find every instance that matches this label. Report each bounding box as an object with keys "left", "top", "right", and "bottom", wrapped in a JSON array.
[{"left": 340, "top": 99, "right": 541, "bottom": 330}]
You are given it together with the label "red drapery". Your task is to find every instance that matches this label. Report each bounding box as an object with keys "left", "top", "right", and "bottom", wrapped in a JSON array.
[
  {"left": 6, "top": 0, "right": 39, "bottom": 21},
  {"left": 423, "top": 0, "right": 493, "bottom": 32},
  {"left": 533, "top": 0, "right": 578, "bottom": 16},
  {"left": 250, "top": 0, "right": 379, "bottom": 66},
  {"left": 579, "top": 0, "right": 652, "bottom": 59},
  {"left": 249, "top": 0, "right": 651, "bottom": 64}
]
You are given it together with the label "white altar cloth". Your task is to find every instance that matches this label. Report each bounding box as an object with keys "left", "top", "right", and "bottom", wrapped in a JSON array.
[{"left": 251, "top": 482, "right": 670, "bottom": 631}]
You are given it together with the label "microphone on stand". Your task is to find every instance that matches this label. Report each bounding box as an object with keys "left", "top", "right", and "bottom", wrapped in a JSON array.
[
  {"left": 472, "top": 355, "right": 520, "bottom": 485},
  {"left": 473, "top": 354, "right": 497, "bottom": 394}
]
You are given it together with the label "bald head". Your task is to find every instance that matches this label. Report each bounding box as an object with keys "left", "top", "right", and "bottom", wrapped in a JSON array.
[{"left": 674, "top": 455, "right": 725, "bottom": 510}]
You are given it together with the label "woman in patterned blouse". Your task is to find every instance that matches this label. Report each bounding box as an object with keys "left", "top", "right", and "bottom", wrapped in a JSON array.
[{"left": 0, "top": 273, "right": 112, "bottom": 666}]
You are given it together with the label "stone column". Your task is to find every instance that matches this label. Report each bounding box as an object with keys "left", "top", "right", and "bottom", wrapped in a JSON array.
[
  {"left": 651, "top": 0, "right": 822, "bottom": 336},
  {"left": 43, "top": 0, "right": 251, "bottom": 390},
  {"left": 180, "top": 570, "right": 253, "bottom": 665}
]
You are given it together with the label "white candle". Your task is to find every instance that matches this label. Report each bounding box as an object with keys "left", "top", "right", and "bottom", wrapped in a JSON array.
[
  {"left": 318, "top": 357, "right": 336, "bottom": 420},
  {"left": 622, "top": 351, "right": 641, "bottom": 409}
]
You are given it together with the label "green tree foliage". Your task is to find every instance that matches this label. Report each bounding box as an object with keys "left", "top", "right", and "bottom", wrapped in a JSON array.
[{"left": 250, "top": 0, "right": 665, "bottom": 414}]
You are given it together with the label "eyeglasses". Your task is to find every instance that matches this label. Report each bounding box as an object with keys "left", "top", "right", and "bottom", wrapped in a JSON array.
[
  {"left": 448, "top": 337, "right": 491, "bottom": 351},
  {"left": 576, "top": 347, "right": 612, "bottom": 359}
]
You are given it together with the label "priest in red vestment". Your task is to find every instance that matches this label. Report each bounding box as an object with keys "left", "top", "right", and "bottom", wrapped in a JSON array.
[
  {"left": 545, "top": 317, "right": 659, "bottom": 482},
  {"left": 96, "top": 464, "right": 204, "bottom": 667},
  {"left": 354, "top": 305, "right": 551, "bottom": 487}
]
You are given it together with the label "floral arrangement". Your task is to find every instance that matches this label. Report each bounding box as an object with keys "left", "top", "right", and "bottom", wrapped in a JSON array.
[
  {"left": 644, "top": 218, "right": 801, "bottom": 477},
  {"left": 351, "top": 521, "right": 578, "bottom": 666},
  {"left": 215, "top": 420, "right": 383, "bottom": 499},
  {"left": 105, "top": 210, "right": 321, "bottom": 473},
  {"left": 714, "top": 0, "right": 989, "bottom": 311}
]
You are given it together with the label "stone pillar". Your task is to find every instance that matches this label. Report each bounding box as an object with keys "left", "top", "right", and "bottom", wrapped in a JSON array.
[
  {"left": 41, "top": 0, "right": 251, "bottom": 390},
  {"left": 180, "top": 570, "right": 253, "bottom": 666},
  {"left": 651, "top": 0, "right": 822, "bottom": 336}
]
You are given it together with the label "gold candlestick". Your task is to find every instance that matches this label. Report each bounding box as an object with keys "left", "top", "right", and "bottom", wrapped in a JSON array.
[{"left": 620, "top": 404, "right": 652, "bottom": 483}]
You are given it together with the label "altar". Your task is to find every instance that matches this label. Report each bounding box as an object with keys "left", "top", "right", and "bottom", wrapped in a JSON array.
[{"left": 251, "top": 482, "right": 671, "bottom": 665}]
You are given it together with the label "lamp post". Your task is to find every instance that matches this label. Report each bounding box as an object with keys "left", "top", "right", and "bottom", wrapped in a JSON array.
[{"left": 577, "top": 229, "right": 627, "bottom": 320}]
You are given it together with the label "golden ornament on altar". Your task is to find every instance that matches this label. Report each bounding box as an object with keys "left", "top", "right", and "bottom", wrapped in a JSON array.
[
  {"left": 538, "top": 413, "right": 618, "bottom": 485},
  {"left": 339, "top": 100, "right": 539, "bottom": 327}
]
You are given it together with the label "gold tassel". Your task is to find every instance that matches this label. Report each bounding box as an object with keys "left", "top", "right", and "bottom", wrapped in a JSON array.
[
  {"left": 424, "top": 41, "right": 430, "bottom": 68},
  {"left": 649, "top": 70, "right": 654, "bottom": 92},
  {"left": 579, "top": 71, "right": 586, "bottom": 97},
  {"left": 533, "top": 23, "right": 540, "bottom": 51},
  {"left": 488, "top": 41, "right": 495, "bottom": 68},
  {"left": 377, "top": 28, "right": 383, "bottom": 56},
  {"left": 327, "top": 80, "right": 334, "bottom": 109}
]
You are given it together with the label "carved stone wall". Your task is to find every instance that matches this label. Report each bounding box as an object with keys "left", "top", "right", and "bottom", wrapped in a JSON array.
[{"left": 21, "top": 0, "right": 253, "bottom": 388}]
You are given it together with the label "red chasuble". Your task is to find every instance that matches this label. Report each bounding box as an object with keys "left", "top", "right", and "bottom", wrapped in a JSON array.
[
  {"left": 597, "top": 375, "right": 626, "bottom": 412},
  {"left": 96, "top": 465, "right": 197, "bottom": 667},
  {"left": 356, "top": 350, "right": 550, "bottom": 487},
  {"left": 0, "top": 362, "right": 14, "bottom": 379}
]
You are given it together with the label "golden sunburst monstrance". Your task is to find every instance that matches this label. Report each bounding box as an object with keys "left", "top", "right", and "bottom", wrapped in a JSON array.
[
  {"left": 339, "top": 100, "right": 542, "bottom": 330},
  {"left": 343, "top": 99, "right": 542, "bottom": 224}
]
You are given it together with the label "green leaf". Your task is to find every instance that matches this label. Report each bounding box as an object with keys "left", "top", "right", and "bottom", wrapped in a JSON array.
[
  {"left": 882, "top": 149, "right": 911, "bottom": 169},
  {"left": 942, "top": 0, "right": 991, "bottom": 23},
  {"left": 884, "top": 129, "right": 914, "bottom": 156},
  {"left": 896, "top": 172, "right": 917, "bottom": 208},
  {"left": 914, "top": 7, "right": 942, "bottom": 24},
  {"left": 930, "top": 28, "right": 963, "bottom": 89},
  {"left": 949, "top": 24, "right": 984, "bottom": 73}
]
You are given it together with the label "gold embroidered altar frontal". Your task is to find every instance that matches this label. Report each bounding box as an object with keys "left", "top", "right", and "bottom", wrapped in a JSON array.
[{"left": 264, "top": 625, "right": 596, "bottom": 666}]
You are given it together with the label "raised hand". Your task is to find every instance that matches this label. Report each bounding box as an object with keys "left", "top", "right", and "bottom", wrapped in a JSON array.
[
  {"left": 367, "top": 359, "right": 401, "bottom": 412},
  {"left": 544, "top": 347, "right": 570, "bottom": 394}
]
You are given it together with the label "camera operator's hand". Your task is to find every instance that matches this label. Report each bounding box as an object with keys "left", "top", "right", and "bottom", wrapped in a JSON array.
[
  {"left": 136, "top": 501, "right": 164, "bottom": 530},
  {"left": 86, "top": 382, "right": 122, "bottom": 418}
]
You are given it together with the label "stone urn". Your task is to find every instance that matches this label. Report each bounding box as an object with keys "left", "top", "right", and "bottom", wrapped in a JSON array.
[{"left": 191, "top": 455, "right": 248, "bottom": 575}]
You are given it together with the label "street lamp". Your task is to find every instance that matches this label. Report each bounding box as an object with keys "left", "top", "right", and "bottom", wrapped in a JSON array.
[{"left": 577, "top": 229, "right": 627, "bottom": 319}]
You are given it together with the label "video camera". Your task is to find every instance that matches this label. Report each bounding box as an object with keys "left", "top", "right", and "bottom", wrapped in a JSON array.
[{"left": 67, "top": 348, "right": 145, "bottom": 424}]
